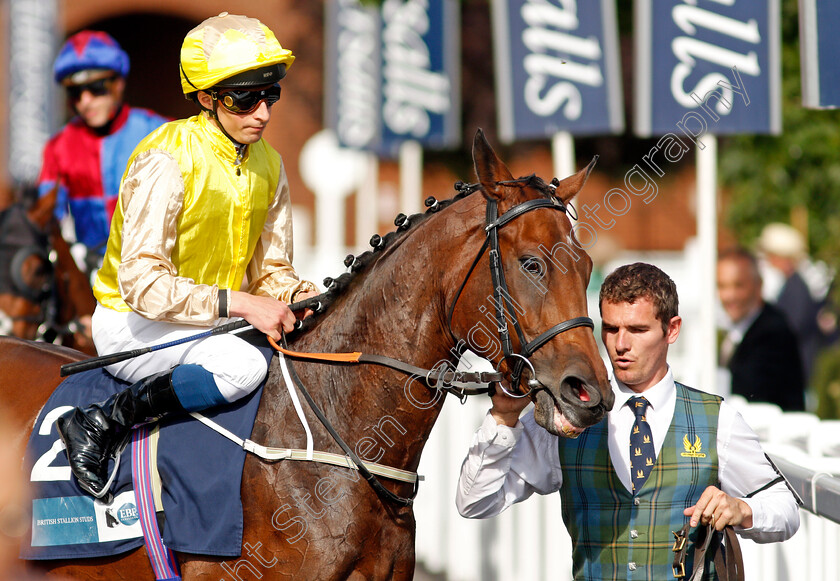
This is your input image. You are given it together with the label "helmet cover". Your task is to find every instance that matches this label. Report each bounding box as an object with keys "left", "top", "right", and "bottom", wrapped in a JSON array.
[
  {"left": 54, "top": 30, "right": 130, "bottom": 84},
  {"left": 179, "top": 12, "right": 294, "bottom": 94}
]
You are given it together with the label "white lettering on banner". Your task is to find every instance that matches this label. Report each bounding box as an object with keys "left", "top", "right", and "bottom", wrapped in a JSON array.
[
  {"left": 381, "top": 0, "right": 450, "bottom": 138},
  {"left": 518, "top": 0, "right": 604, "bottom": 120},
  {"left": 336, "top": 1, "right": 380, "bottom": 148},
  {"left": 670, "top": 1, "right": 761, "bottom": 114}
]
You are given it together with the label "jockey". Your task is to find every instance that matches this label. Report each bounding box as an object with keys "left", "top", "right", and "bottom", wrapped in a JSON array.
[
  {"left": 37, "top": 30, "right": 168, "bottom": 278},
  {"left": 57, "top": 13, "right": 319, "bottom": 500}
]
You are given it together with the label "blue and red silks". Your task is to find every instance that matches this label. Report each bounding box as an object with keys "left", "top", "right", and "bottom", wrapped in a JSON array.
[{"left": 37, "top": 105, "right": 168, "bottom": 253}]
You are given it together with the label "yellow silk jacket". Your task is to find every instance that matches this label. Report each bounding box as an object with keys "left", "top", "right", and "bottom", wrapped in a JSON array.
[{"left": 93, "top": 113, "right": 316, "bottom": 325}]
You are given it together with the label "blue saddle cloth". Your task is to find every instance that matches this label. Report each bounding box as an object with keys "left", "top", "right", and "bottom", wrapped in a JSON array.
[{"left": 21, "top": 339, "right": 273, "bottom": 560}]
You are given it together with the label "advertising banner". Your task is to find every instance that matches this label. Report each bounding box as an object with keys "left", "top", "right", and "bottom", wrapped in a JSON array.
[
  {"left": 326, "top": 0, "right": 460, "bottom": 156},
  {"left": 492, "top": 0, "right": 624, "bottom": 142},
  {"left": 635, "top": 0, "right": 781, "bottom": 136}
]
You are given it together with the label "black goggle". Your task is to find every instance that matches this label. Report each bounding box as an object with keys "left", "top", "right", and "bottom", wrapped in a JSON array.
[
  {"left": 216, "top": 84, "right": 282, "bottom": 114},
  {"left": 66, "top": 76, "right": 115, "bottom": 101}
]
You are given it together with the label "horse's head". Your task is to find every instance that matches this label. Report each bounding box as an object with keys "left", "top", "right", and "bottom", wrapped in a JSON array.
[
  {"left": 0, "top": 193, "right": 53, "bottom": 339},
  {"left": 0, "top": 187, "right": 95, "bottom": 353},
  {"left": 450, "top": 130, "right": 613, "bottom": 436}
]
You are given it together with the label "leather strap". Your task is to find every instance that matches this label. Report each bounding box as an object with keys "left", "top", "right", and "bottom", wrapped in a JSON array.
[
  {"left": 268, "top": 337, "right": 503, "bottom": 394},
  {"left": 672, "top": 523, "right": 744, "bottom": 581}
]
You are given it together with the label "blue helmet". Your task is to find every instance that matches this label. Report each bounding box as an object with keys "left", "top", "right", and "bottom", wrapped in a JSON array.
[{"left": 53, "top": 30, "right": 130, "bottom": 84}]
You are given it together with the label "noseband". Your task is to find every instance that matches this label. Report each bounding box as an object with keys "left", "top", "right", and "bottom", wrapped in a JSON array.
[{"left": 447, "top": 177, "right": 594, "bottom": 398}]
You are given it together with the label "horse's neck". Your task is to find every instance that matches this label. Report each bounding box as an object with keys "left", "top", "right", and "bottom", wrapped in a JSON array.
[{"left": 271, "top": 202, "right": 485, "bottom": 472}]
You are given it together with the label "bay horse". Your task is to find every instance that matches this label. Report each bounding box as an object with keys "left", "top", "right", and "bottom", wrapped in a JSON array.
[
  {"left": 1, "top": 130, "right": 613, "bottom": 580},
  {"left": 0, "top": 187, "right": 96, "bottom": 355}
]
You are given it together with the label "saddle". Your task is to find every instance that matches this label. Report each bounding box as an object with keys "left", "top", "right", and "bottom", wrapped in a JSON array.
[{"left": 20, "top": 340, "right": 272, "bottom": 561}]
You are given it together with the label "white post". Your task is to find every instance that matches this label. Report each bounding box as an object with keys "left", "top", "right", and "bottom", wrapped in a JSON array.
[
  {"left": 299, "top": 130, "right": 368, "bottom": 284},
  {"left": 552, "top": 131, "right": 576, "bottom": 181},
  {"left": 399, "top": 140, "right": 423, "bottom": 215},
  {"left": 355, "top": 154, "right": 379, "bottom": 251},
  {"left": 696, "top": 135, "right": 718, "bottom": 394}
]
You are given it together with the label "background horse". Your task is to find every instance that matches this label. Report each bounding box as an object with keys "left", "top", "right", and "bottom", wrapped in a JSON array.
[
  {"left": 0, "top": 187, "right": 96, "bottom": 355},
  {"left": 1, "top": 130, "right": 613, "bottom": 580}
]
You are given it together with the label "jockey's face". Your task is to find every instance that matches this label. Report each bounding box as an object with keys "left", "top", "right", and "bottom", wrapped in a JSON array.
[
  {"left": 66, "top": 73, "right": 125, "bottom": 129},
  {"left": 198, "top": 88, "right": 273, "bottom": 145},
  {"left": 601, "top": 297, "right": 681, "bottom": 393}
]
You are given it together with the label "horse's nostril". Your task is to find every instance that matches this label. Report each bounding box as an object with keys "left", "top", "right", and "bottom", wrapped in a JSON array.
[
  {"left": 562, "top": 376, "right": 595, "bottom": 406},
  {"left": 577, "top": 382, "right": 590, "bottom": 402}
]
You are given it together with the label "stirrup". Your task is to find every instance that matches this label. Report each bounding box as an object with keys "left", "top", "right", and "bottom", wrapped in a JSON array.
[{"left": 75, "top": 438, "right": 127, "bottom": 504}]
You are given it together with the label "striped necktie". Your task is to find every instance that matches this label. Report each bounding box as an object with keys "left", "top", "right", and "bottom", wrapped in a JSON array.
[{"left": 628, "top": 396, "right": 656, "bottom": 493}]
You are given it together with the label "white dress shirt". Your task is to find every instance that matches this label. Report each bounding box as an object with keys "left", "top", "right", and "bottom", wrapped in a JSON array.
[{"left": 456, "top": 367, "right": 800, "bottom": 543}]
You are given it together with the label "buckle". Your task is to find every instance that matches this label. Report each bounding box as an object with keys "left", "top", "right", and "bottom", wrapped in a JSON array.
[
  {"left": 671, "top": 528, "right": 688, "bottom": 578},
  {"left": 671, "top": 529, "right": 687, "bottom": 552}
]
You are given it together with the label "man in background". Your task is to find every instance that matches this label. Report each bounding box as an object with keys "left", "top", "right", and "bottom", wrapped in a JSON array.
[
  {"left": 757, "top": 223, "right": 837, "bottom": 387},
  {"left": 717, "top": 247, "right": 805, "bottom": 410}
]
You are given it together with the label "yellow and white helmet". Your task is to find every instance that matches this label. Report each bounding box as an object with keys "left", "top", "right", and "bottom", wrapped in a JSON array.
[{"left": 179, "top": 12, "right": 294, "bottom": 94}]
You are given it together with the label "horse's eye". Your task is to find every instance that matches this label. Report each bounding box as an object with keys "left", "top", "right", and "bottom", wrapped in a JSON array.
[{"left": 519, "top": 256, "right": 546, "bottom": 277}]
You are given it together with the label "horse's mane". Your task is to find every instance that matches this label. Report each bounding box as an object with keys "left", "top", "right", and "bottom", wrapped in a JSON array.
[{"left": 296, "top": 174, "right": 555, "bottom": 333}]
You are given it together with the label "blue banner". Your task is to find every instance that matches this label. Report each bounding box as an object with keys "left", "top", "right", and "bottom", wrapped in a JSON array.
[
  {"left": 491, "top": 0, "right": 624, "bottom": 142},
  {"left": 325, "top": 0, "right": 382, "bottom": 151},
  {"left": 379, "top": 0, "right": 461, "bottom": 157},
  {"left": 325, "top": 0, "right": 460, "bottom": 157},
  {"left": 635, "top": 0, "right": 781, "bottom": 136},
  {"left": 800, "top": 0, "right": 840, "bottom": 109}
]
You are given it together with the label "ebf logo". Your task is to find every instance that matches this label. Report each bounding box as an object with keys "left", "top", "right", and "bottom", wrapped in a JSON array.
[{"left": 117, "top": 503, "right": 139, "bottom": 527}]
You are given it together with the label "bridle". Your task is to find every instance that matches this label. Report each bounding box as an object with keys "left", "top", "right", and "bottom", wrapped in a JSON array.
[
  {"left": 446, "top": 176, "right": 594, "bottom": 398},
  {"left": 0, "top": 204, "right": 54, "bottom": 322}
]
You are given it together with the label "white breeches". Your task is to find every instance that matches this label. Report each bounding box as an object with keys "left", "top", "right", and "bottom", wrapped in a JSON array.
[{"left": 91, "top": 304, "right": 268, "bottom": 402}]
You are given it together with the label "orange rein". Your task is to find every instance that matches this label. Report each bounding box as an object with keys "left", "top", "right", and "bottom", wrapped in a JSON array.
[{"left": 266, "top": 335, "right": 362, "bottom": 363}]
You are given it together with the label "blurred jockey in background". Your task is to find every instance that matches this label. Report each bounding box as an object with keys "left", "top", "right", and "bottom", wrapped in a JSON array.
[{"left": 37, "top": 30, "right": 168, "bottom": 281}]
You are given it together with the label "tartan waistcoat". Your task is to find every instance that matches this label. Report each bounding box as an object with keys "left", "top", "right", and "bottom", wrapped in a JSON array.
[{"left": 558, "top": 383, "right": 722, "bottom": 581}]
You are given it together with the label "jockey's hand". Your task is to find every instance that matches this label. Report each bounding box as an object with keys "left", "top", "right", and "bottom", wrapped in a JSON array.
[
  {"left": 684, "top": 485, "right": 753, "bottom": 531},
  {"left": 293, "top": 290, "right": 320, "bottom": 320},
  {"left": 489, "top": 385, "right": 531, "bottom": 427},
  {"left": 229, "top": 290, "right": 296, "bottom": 340}
]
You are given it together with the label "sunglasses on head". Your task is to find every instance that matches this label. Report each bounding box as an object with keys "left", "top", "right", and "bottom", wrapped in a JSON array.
[
  {"left": 216, "top": 84, "right": 282, "bottom": 114},
  {"left": 66, "top": 76, "right": 116, "bottom": 101}
]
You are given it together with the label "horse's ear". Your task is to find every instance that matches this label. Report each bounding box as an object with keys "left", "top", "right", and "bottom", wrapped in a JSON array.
[
  {"left": 28, "top": 185, "right": 57, "bottom": 229},
  {"left": 472, "top": 129, "right": 514, "bottom": 201},
  {"left": 554, "top": 155, "right": 598, "bottom": 204}
]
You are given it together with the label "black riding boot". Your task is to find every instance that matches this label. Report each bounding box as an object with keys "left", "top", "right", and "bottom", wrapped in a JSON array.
[{"left": 56, "top": 369, "right": 184, "bottom": 500}]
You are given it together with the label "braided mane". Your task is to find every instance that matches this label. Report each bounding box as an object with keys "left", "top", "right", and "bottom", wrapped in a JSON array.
[{"left": 296, "top": 174, "right": 556, "bottom": 333}]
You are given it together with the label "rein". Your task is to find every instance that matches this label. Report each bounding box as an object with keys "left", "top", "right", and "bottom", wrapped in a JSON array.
[
  {"left": 264, "top": 335, "right": 503, "bottom": 507},
  {"left": 274, "top": 333, "right": 418, "bottom": 507},
  {"left": 671, "top": 523, "right": 744, "bottom": 580},
  {"left": 267, "top": 339, "right": 503, "bottom": 395}
]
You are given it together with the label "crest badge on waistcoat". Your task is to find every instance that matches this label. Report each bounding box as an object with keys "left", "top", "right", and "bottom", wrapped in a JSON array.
[{"left": 680, "top": 434, "right": 706, "bottom": 458}]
